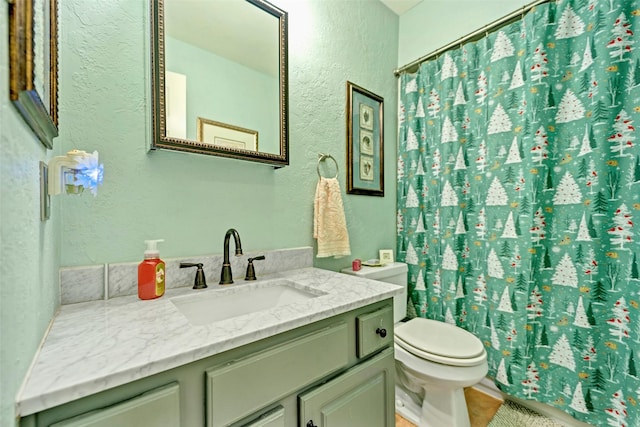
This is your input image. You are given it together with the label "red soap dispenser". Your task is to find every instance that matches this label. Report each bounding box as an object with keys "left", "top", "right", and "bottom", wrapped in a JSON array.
[{"left": 138, "top": 239, "right": 166, "bottom": 300}]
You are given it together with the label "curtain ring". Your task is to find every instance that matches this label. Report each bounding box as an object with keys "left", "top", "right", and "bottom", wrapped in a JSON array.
[{"left": 317, "top": 154, "right": 339, "bottom": 179}]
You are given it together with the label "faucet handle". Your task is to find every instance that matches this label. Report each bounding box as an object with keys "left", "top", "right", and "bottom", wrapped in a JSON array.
[
  {"left": 245, "top": 256, "right": 265, "bottom": 281},
  {"left": 180, "top": 263, "right": 207, "bottom": 289}
]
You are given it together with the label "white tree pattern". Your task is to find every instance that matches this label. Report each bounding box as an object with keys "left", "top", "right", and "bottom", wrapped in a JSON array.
[
  {"left": 405, "top": 185, "right": 419, "bottom": 208},
  {"left": 442, "top": 244, "right": 459, "bottom": 271},
  {"left": 527, "top": 286, "right": 544, "bottom": 321},
  {"left": 488, "top": 249, "right": 505, "bottom": 279},
  {"left": 570, "top": 382, "right": 589, "bottom": 414},
  {"left": 474, "top": 274, "right": 487, "bottom": 305},
  {"left": 608, "top": 204, "right": 633, "bottom": 249},
  {"left": 555, "top": 4, "right": 585, "bottom": 39},
  {"left": 608, "top": 110, "right": 635, "bottom": 157},
  {"left": 549, "top": 333, "right": 576, "bottom": 371},
  {"left": 551, "top": 253, "right": 579, "bottom": 287},
  {"left": 441, "top": 53, "right": 458, "bottom": 80},
  {"left": 530, "top": 44, "right": 549, "bottom": 83},
  {"left": 607, "top": 297, "right": 630, "bottom": 342},
  {"left": 579, "top": 37, "right": 594, "bottom": 72},
  {"left": 531, "top": 126, "right": 549, "bottom": 165},
  {"left": 553, "top": 172, "right": 583, "bottom": 205},
  {"left": 491, "top": 31, "right": 515, "bottom": 62},
  {"left": 509, "top": 61, "right": 525, "bottom": 90},
  {"left": 555, "top": 89, "right": 585, "bottom": 123},
  {"left": 522, "top": 361, "right": 540, "bottom": 398},
  {"left": 607, "top": 13, "right": 634, "bottom": 61},
  {"left": 605, "top": 390, "right": 628, "bottom": 427},
  {"left": 441, "top": 180, "right": 459, "bottom": 206},
  {"left": 504, "top": 137, "right": 522, "bottom": 164},
  {"left": 498, "top": 286, "right": 514, "bottom": 313},
  {"left": 454, "top": 81, "right": 467, "bottom": 105},
  {"left": 406, "top": 127, "right": 419, "bottom": 151},
  {"left": 573, "top": 296, "right": 591, "bottom": 329},
  {"left": 486, "top": 177, "right": 509, "bottom": 206},
  {"left": 496, "top": 358, "right": 510, "bottom": 385},
  {"left": 487, "top": 104, "right": 513, "bottom": 134}
]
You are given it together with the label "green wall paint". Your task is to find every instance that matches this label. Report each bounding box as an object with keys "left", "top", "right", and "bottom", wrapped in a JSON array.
[
  {"left": 398, "top": 0, "right": 530, "bottom": 66},
  {"left": 166, "top": 36, "right": 279, "bottom": 151},
  {"left": 0, "top": 2, "right": 61, "bottom": 426},
  {"left": 57, "top": 0, "right": 399, "bottom": 273}
]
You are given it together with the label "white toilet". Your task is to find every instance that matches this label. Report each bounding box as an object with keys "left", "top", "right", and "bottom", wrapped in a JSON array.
[{"left": 342, "top": 262, "right": 488, "bottom": 427}]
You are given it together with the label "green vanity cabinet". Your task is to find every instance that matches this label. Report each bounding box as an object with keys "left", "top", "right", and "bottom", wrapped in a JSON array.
[
  {"left": 20, "top": 299, "right": 395, "bottom": 427},
  {"left": 48, "top": 383, "right": 180, "bottom": 427}
]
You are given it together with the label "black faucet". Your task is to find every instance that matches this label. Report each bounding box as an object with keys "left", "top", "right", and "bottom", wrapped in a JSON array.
[{"left": 220, "top": 228, "right": 243, "bottom": 284}]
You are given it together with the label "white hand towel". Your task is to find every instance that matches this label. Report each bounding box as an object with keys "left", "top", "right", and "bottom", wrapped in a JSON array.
[{"left": 313, "top": 177, "right": 351, "bottom": 258}]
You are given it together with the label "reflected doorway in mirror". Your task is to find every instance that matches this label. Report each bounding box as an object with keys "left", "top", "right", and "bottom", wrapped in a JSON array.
[{"left": 166, "top": 71, "right": 186, "bottom": 139}]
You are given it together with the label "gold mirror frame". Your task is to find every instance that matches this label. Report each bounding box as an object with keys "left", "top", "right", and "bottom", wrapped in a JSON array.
[
  {"left": 9, "top": 0, "right": 59, "bottom": 149},
  {"left": 150, "top": 0, "right": 289, "bottom": 168}
]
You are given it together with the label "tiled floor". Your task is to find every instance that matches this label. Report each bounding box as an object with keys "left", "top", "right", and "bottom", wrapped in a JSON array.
[{"left": 395, "top": 387, "right": 503, "bottom": 427}]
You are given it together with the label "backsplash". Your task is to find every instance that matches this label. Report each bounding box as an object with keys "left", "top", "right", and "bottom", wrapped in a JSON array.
[{"left": 59, "top": 247, "right": 314, "bottom": 305}]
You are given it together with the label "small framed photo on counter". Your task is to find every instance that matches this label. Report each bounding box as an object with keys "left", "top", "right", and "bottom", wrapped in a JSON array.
[{"left": 379, "top": 249, "right": 394, "bottom": 264}]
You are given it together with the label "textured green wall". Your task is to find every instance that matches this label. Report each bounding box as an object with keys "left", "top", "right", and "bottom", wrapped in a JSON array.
[
  {"left": 0, "top": 2, "right": 61, "bottom": 426},
  {"left": 57, "top": 0, "right": 399, "bottom": 273},
  {"left": 398, "top": 0, "right": 530, "bottom": 66}
]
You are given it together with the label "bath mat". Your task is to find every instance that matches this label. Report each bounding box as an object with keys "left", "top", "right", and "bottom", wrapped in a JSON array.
[{"left": 488, "top": 400, "right": 564, "bottom": 427}]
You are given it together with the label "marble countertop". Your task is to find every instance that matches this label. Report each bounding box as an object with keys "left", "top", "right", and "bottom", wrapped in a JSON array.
[{"left": 17, "top": 267, "right": 402, "bottom": 417}]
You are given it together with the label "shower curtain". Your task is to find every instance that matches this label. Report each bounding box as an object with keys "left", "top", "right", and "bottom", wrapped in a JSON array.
[{"left": 397, "top": 0, "right": 640, "bottom": 425}]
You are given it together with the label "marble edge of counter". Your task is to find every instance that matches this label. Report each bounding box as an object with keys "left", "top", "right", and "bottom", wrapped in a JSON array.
[{"left": 17, "top": 267, "right": 403, "bottom": 417}]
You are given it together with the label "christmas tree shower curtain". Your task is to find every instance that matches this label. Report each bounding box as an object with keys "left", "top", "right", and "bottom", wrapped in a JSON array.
[{"left": 397, "top": 0, "right": 640, "bottom": 425}]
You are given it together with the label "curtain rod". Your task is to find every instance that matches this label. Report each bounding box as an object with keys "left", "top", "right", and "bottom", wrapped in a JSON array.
[{"left": 393, "top": 0, "right": 554, "bottom": 77}]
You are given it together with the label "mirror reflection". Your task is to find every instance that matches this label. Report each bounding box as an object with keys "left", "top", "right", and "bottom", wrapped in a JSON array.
[{"left": 151, "top": 0, "right": 288, "bottom": 166}]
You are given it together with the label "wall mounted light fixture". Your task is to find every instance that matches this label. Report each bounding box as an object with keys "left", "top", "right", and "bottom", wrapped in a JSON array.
[{"left": 40, "top": 150, "right": 104, "bottom": 220}]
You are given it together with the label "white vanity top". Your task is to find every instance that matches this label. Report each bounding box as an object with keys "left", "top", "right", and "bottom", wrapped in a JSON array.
[{"left": 17, "top": 267, "right": 401, "bottom": 417}]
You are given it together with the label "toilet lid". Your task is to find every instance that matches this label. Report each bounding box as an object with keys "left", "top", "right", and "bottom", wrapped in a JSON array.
[{"left": 395, "top": 318, "right": 485, "bottom": 360}]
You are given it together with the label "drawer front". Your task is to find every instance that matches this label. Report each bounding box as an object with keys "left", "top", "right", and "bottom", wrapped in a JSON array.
[
  {"left": 49, "top": 383, "right": 180, "bottom": 427},
  {"left": 206, "top": 322, "right": 348, "bottom": 427},
  {"left": 356, "top": 306, "right": 393, "bottom": 358}
]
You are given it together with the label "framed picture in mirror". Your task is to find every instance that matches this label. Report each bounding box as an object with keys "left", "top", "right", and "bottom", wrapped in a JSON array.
[
  {"left": 346, "top": 81, "right": 384, "bottom": 196},
  {"left": 196, "top": 118, "right": 258, "bottom": 151}
]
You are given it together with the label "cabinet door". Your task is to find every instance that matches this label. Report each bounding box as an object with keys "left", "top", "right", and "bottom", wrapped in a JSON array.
[
  {"left": 298, "top": 347, "right": 395, "bottom": 427},
  {"left": 49, "top": 383, "right": 179, "bottom": 427}
]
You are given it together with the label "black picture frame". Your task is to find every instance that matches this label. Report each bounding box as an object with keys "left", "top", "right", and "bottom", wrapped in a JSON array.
[{"left": 346, "top": 81, "right": 384, "bottom": 196}]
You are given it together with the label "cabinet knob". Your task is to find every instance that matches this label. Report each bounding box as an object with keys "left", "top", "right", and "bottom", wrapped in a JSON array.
[
  {"left": 376, "top": 327, "right": 387, "bottom": 338},
  {"left": 307, "top": 421, "right": 317, "bottom": 427}
]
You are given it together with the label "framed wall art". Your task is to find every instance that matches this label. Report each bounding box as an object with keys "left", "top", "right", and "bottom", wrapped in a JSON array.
[
  {"left": 196, "top": 118, "right": 258, "bottom": 151},
  {"left": 9, "top": 0, "right": 59, "bottom": 149},
  {"left": 346, "top": 81, "right": 383, "bottom": 196}
]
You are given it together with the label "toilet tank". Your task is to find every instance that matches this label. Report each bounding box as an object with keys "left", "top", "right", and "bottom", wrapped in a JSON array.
[{"left": 341, "top": 262, "right": 408, "bottom": 322}]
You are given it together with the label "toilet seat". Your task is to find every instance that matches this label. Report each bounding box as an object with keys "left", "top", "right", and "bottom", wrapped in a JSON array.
[{"left": 395, "top": 318, "right": 486, "bottom": 367}]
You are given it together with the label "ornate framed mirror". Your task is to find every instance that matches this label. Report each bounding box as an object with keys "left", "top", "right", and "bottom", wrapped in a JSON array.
[
  {"left": 9, "top": 0, "right": 59, "bottom": 149},
  {"left": 150, "top": 0, "right": 289, "bottom": 167}
]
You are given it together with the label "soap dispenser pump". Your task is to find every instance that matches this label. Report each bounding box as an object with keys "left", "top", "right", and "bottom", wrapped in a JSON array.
[{"left": 138, "top": 239, "right": 165, "bottom": 300}]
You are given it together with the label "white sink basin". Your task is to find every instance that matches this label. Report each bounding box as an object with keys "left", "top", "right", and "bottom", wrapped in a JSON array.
[{"left": 171, "top": 279, "right": 325, "bottom": 326}]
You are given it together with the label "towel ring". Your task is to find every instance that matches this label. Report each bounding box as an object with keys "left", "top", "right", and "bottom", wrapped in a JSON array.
[{"left": 317, "top": 153, "right": 339, "bottom": 179}]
